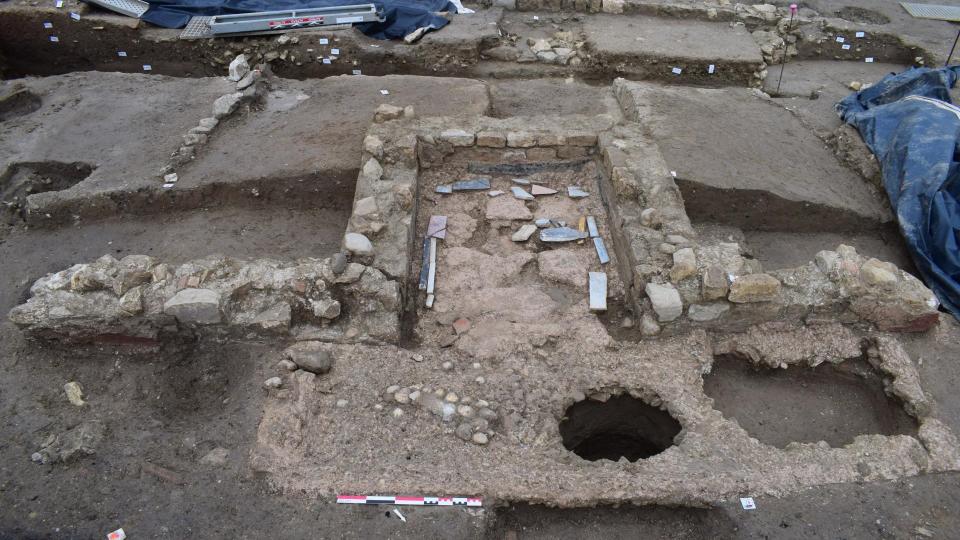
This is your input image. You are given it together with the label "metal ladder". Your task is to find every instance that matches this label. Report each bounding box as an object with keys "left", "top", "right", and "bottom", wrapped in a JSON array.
[{"left": 180, "top": 4, "right": 384, "bottom": 39}]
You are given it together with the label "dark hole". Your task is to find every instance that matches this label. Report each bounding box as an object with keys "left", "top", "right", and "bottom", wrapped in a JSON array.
[
  {"left": 0, "top": 87, "right": 42, "bottom": 122},
  {"left": 559, "top": 394, "right": 681, "bottom": 462},
  {"left": 1, "top": 161, "right": 94, "bottom": 223},
  {"left": 703, "top": 355, "right": 917, "bottom": 448}
]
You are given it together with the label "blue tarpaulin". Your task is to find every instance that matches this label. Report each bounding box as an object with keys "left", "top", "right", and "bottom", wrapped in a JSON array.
[
  {"left": 837, "top": 66, "right": 960, "bottom": 319},
  {"left": 136, "top": 0, "right": 456, "bottom": 40}
]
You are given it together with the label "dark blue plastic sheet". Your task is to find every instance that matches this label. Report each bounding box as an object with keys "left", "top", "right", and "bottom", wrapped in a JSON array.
[
  {"left": 135, "top": 0, "right": 455, "bottom": 39},
  {"left": 837, "top": 66, "right": 960, "bottom": 319}
]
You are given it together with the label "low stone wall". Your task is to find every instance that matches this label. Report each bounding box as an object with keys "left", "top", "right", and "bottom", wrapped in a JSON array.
[{"left": 8, "top": 253, "right": 401, "bottom": 345}]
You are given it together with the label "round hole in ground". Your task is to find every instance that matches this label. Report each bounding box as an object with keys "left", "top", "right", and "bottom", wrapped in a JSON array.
[{"left": 559, "top": 394, "right": 681, "bottom": 462}]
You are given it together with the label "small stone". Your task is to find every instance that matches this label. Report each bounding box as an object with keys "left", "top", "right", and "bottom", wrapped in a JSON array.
[
  {"left": 163, "top": 173, "right": 178, "bottom": 183},
  {"left": 455, "top": 423, "right": 474, "bottom": 441},
  {"left": 331, "top": 251, "right": 348, "bottom": 275},
  {"left": 453, "top": 318, "right": 471, "bottom": 335},
  {"left": 670, "top": 248, "right": 697, "bottom": 282},
  {"left": 567, "top": 186, "right": 589, "bottom": 198},
  {"left": 392, "top": 407, "right": 404, "bottom": 418},
  {"left": 362, "top": 158, "right": 383, "bottom": 181},
  {"left": 512, "top": 224, "right": 538, "bottom": 242},
  {"left": 645, "top": 282, "right": 683, "bottom": 322},
  {"left": 471, "top": 432, "right": 489, "bottom": 445},
  {"left": 476, "top": 131, "right": 506, "bottom": 147},
  {"left": 457, "top": 405, "right": 475, "bottom": 417},
  {"left": 849, "top": 81, "right": 863, "bottom": 91},
  {"left": 394, "top": 388, "right": 411, "bottom": 404},
  {"left": 373, "top": 103, "right": 404, "bottom": 122},
  {"left": 506, "top": 131, "right": 537, "bottom": 148},
  {"left": 236, "top": 70, "right": 257, "bottom": 90},
  {"left": 212, "top": 92, "right": 243, "bottom": 119},
  {"left": 659, "top": 243, "right": 677, "bottom": 255},
  {"left": 198, "top": 117, "right": 218, "bottom": 130},
  {"left": 475, "top": 376, "right": 486, "bottom": 384},
  {"left": 701, "top": 265, "right": 729, "bottom": 300},
  {"left": 228, "top": 54, "right": 249, "bottom": 81},
  {"left": 860, "top": 258, "right": 899, "bottom": 286},
  {"left": 409, "top": 390, "right": 421, "bottom": 402},
  {"left": 688, "top": 302, "right": 731, "bottom": 322},
  {"left": 386, "top": 385, "right": 401, "bottom": 395},
  {"left": 530, "top": 39, "right": 552, "bottom": 52},
  {"left": 728, "top": 273, "right": 781, "bottom": 303},
  {"left": 163, "top": 288, "right": 222, "bottom": 324},
  {"left": 344, "top": 232, "right": 374, "bottom": 257},
  {"left": 63, "top": 382, "right": 85, "bottom": 406},
  {"left": 531, "top": 184, "right": 558, "bottom": 196},
  {"left": 534, "top": 218, "right": 551, "bottom": 228},
  {"left": 620, "top": 316, "right": 634, "bottom": 328},
  {"left": 640, "top": 208, "right": 661, "bottom": 227},
  {"left": 441, "top": 361, "right": 454, "bottom": 371},
  {"left": 444, "top": 392, "right": 459, "bottom": 403},
  {"left": 311, "top": 298, "right": 341, "bottom": 320},
  {"left": 200, "top": 447, "right": 230, "bottom": 466},
  {"left": 536, "top": 50, "right": 559, "bottom": 64},
  {"left": 264, "top": 377, "right": 282, "bottom": 389},
  {"left": 478, "top": 407, "right": 497, "bottom": 421},
  {"left": 283, "top": 342, "right": 334, "bottom": 375},
  {"left": 278, "top": 359, "right": 297, "bottom": 371},
  {"left": 336, "top": 399, "right": 349, "bottom": 408},
  {"left": 640, "top": 313, "right": 661, "bottom": 335},
  {"left": 31, "top": 452, "right": 43, "bottom": 463},
  {"left": 439, "top": 129, "right": 475, "bottom": 146},
  {"left": 439, "top": 332, "right": 459, "bottom": 348},
  {"left": 363, "top": 135, "right": 384, "bottom": 159}
]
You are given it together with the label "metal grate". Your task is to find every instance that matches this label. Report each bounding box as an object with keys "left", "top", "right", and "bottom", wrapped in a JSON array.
[
  {"left": 901, "top": 3, "right": 960, "bottom": 22},
  {"left": 86, "top": 0, "right": 149, "bottom": 18},
  {"left": 180, "top": 16, "right": 214, "bottom": 39}
]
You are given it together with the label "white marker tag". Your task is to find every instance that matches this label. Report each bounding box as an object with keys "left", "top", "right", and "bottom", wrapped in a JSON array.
[
  {"left": 865, "top": 57, "right": 875, "bottom": 63},
  {"left": 842, "top": 44, "right": 851, "bottom": 50},
  {"left": 322, "top": 58, "right": 332, "bottom": 64},
  {"left": 671, "top": 67, "right": 682, "bottom": 75},
  {"left": 533, "top": 15, "right": 539, "bottom": 20},
  {"left": 740, "top": 497, "right": 756, "bottom": 510},
  {"left": 380, "top": 89, "right": 389, "bottom": 95},
  {"left": 670, "top": 171, "right": 677, "bottom": 177},
  {"left": 162, "top": 183, "right": 175, "bottom": 189},
  {"left": 55, "top": 0, "right": 63, "bottom": 6},
  {"left": 117, "top": 51, "right": 127, "bottom": 57},
  {"left": 855, "top": 31, "right": 865, "bottom": 38},
  {"left": 708, "top": 64, "right": 715, "bottom": 74},
  {"left": 142, "top": 64, "right": 152, "bottom": 71},
  {"left": 43, "top": 21, "right": 53, "bottom": 28},
  {"left": 352, "top": 69, "right": 362, "bottom": 75},
  {"left": 49, "top": 35, "right": 59, "bottom": 42},
  {"left": 331, "top": 48, "right": 340, "bottom": 55},
  {"left": 319, "top": 38, "right": 329, "bottom": 45},
  {"left": 70, "top": 12, "right": 80, "bottom": 20},
  {"left": 835, "top": 36, "right": 845, "bottom": 43}
]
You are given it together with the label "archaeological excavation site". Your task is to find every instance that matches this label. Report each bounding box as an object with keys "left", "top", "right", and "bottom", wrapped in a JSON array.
[{"left": 3, "top": 0, "right": 960, "bottom": 537}]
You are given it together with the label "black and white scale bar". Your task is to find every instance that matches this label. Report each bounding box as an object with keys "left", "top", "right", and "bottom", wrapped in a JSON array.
[{"left": 337, "top": 494, "right": 482, "bottom": 507}]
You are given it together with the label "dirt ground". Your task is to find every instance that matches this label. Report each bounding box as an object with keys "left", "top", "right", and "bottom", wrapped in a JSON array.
[{"left": 3, "top": 0, "right": 960, "bottom": 537}]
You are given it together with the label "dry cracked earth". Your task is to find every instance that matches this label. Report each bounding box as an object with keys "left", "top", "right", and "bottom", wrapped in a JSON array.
[{"left": 2, "top": 0, "right": 960, "bottom": 538}]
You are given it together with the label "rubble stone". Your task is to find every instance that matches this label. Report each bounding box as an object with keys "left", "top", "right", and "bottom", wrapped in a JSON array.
[
  {"left": 670, "top": 248, "right": 697, "bottom": 283},
  {"left": 344, "top": 233, "right": 374, "bottom": 257},
  {"left": 228, "top": 54, "right": 249, "bottom": 82},
  {"left": 645, "top": 282, "right": 683, "bottom": 322},
  {"left": 283, "top": 342, "right": 333, "bottom": 375},
  {"left": 373, "top": 104, "right": 404, "bottom": 123},
  {"left": 701, "top": 265, "right": 729, "bottom": 300},
  {"left": 728, "top": 274, "right": 781, "bottom": 303},
  {"left": 212, "top": 93, "right": 244, "bottom": 119},
  {"left": 163, "top": 288, "right": 222, "bottom": 324}
]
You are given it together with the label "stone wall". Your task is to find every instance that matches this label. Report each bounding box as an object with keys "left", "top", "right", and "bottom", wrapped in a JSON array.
[{"left": 8, "top": 253, "right": 401, "bottom": 345}]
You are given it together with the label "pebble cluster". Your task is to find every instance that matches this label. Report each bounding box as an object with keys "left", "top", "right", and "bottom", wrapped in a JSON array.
[{"left": 380, "top": 384, "right": 498, "bottom": 445}]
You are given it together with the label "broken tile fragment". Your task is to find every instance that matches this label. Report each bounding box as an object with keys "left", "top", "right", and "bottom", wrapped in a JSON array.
[
  {"left": 594, "top": 237, "right": 610, "bottom": 264},
  {"left": 534, "top": 218, "right": 551, "bottom": 228},
  {"left": 427, "top": 215, "right": 448, "bottom": 239},
  {"left": 511, "top": 224, "right": 538, "bottom": 242},
  {"left": 488, "top": 190, "right": 505, "bottom": 197},
  {"left": 452, "top": 317, "right": 471, "bottom": 335},
  {"left": 511, "top": 187, "right": 534, "bottom": 201},
  {"left": 567, "top": 186, "right": 589, "bottom": 198},
  {"left": 452, "top": 178, "right": 491, "bottom": 191},
  {"left": 586, "top": 216, "right": 599, "bottom": 237},
  {"left": 436, "top": 184, "right": 453, "bottom": 194},
  {"left": 531, "top": 184, "right": 558, "bottom": 196},
  {"left": 540, "top": 227, "right": 588, "bottom": 243},
  {"left": 589, "top": 272, "right": 607, "bottom": 312},
  {"left": 512, "top": 178, "right": 531, "bottom": 185}
]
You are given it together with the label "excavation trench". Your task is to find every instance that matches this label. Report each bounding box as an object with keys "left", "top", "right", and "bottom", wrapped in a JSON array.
[{"left": 703, "top": 355, "right": 918, "bottom": 449}]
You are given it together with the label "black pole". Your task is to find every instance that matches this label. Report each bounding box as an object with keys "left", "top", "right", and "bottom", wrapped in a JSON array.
[
  {"left": 775, "top": 4, "right": 798, "bottom": 95},
  {"left": 947, "top": 26, "right": 960, "bottom": 67}
]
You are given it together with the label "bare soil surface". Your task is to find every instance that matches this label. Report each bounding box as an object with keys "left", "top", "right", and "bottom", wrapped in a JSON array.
[{"left": 3, "top": 0, "right": 960, "bottom": 537}]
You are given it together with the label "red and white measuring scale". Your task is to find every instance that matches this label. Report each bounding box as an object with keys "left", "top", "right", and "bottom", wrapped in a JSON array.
[{"left": 337, "top": 494, "right": 482, "bottom": 507}]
